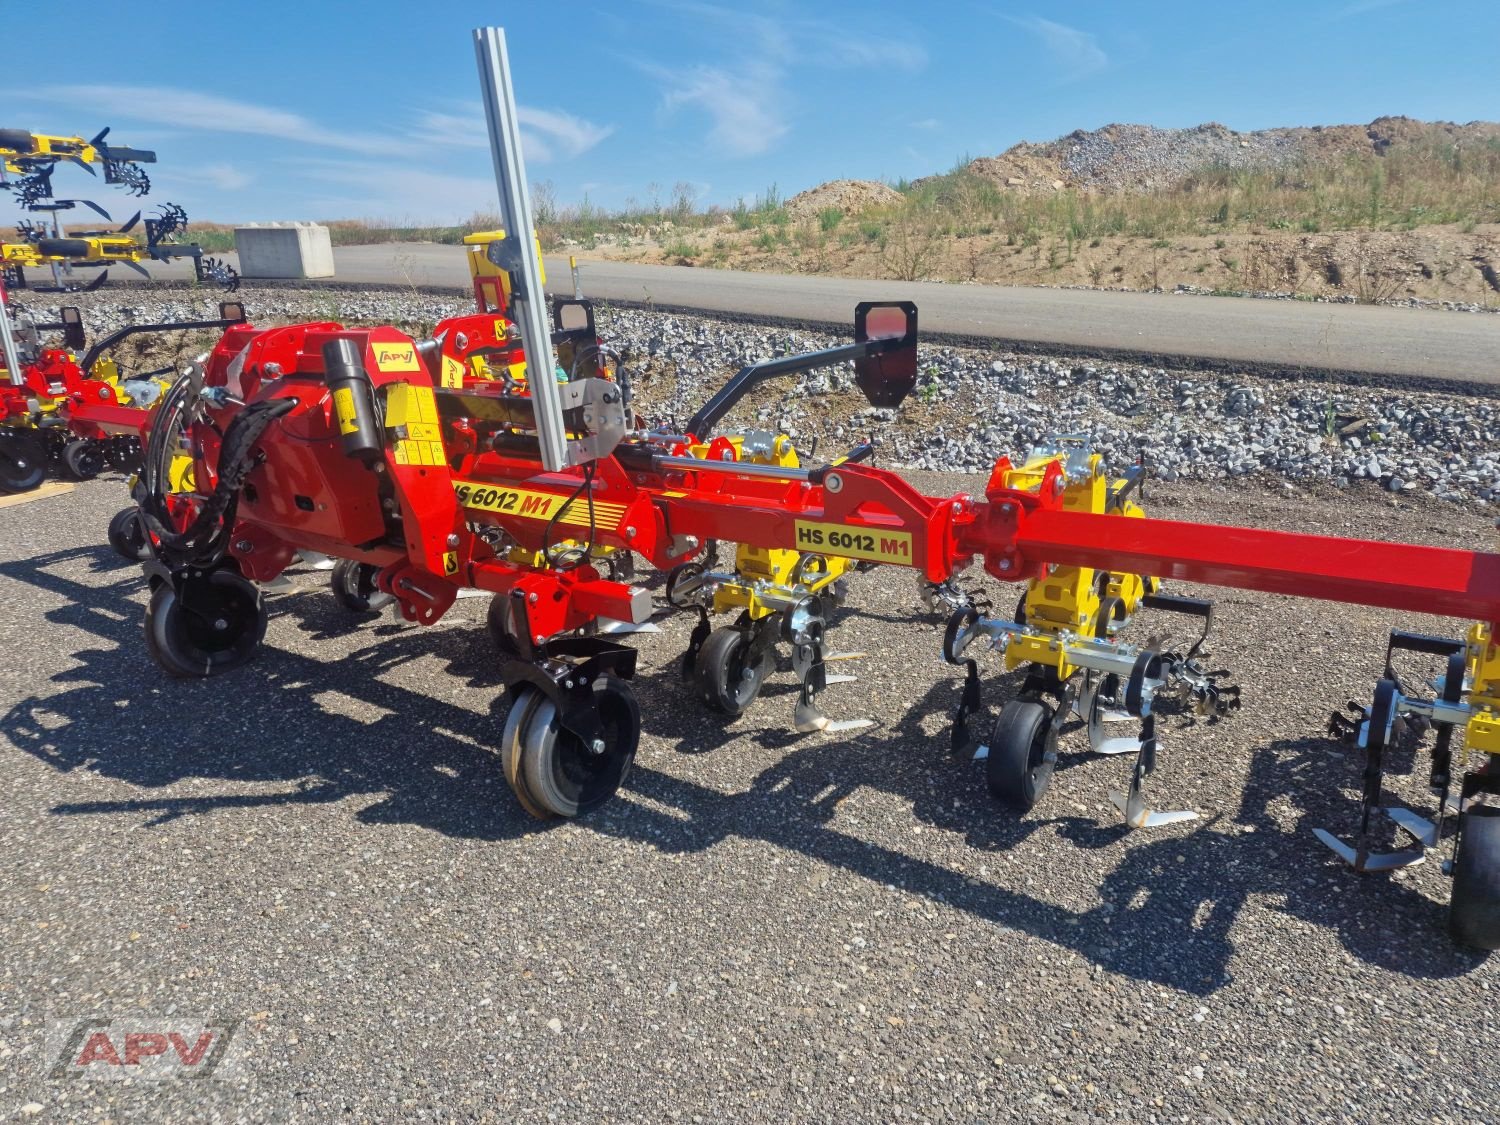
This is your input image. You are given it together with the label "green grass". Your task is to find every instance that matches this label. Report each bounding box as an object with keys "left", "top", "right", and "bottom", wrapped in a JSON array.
[{"left": 176, "top": 136, "right": 1499, "bottom": 265}]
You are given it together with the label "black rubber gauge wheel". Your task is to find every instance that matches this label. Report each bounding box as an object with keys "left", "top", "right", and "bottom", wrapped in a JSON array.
[
  {"left": 1450, "top": 805, "right": 1500, "bottom": 951},
  {"left": 107, "top": 506, "right": 150, "bottom": 562},
  {"left": 694, "top": 625, "right": 772, "bottom": 716},
  {"left": 330, "top": 559, "right": 393, "bottom": 613},
  {"left": 145, "top": 570, "right": 267, "bottom": 678},
  {"left": 61, "top": 438, "right": 105, "bottom": 481},
  {"left": 986, "top": 696, "right": 1057, "bottom": 811},
  {"left": 506, "top": 678, "right": 640, "bottom": 819},
  {"left": 0, "top": 429, "right": 47, "bottom": 493}
]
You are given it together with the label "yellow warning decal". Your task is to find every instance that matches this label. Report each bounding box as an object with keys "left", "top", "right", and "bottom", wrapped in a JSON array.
[
  {"left": 793, "top": 520, "right": 913, "bottom": 566},
  {"left": 332, "top": 386, "right": 359, "bottom": 436},
  {"left": 440, "top": 355, "right": 465, "bottom": 389},
  {"left": 442, "top": 551, "right": 459, "bottom": 576},
  {"left": 453, "top": 478, "right": 627, "bottom": 528},
  {"left": 372, "top": 342, "right": 420, "bottom": 373},
  {"left": 384, "top": 383, "right": 445, "bottom": 466}
]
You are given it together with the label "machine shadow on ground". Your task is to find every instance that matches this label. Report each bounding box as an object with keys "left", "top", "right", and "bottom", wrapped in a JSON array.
[{"left": 0, "top": 545, "right": 1486, "bottom": 996}]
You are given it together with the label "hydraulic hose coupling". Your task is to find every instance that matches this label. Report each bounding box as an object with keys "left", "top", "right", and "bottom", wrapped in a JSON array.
[{"left": 322, "top": 337, "right": 382, "bottom": 463}]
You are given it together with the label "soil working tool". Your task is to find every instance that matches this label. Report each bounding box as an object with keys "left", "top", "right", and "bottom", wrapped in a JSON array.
[
  {"left": 122, "top": 26, "right": 1500, "bottom": 950},
  {"left": 2, "top": 204, "right": 238, "bottom": 292}
]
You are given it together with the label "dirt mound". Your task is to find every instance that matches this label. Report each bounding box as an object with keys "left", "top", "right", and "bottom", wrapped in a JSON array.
[
  {"left": 961, "top": 117, "right": 1500, "bottom": 194},
  {"left": 785, "top": 179, "right": 903, "bottom": 220}
]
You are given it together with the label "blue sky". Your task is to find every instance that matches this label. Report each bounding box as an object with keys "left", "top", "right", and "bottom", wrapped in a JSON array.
[{"left": 2, "top": 0, "right": 1495, "bottom": 224}]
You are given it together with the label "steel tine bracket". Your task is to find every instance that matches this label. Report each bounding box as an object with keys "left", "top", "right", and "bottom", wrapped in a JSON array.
[
  {"left": 1313, "top": 678, "right": 1426, "bottom": 871},
  {"left": 1107, "top": 653, "right": 1197, "bottom": 829},
  {"left": 792, "top": 633, "right": 873, "bottom": 735},
  {"left": 952, "top": 658, "right": 984, "bottom": 755},
  {"left": 680, "top": 607, "right": 711, "bottom": 681},
  {"left": 1109, "top": 712, "right": 1197, "bottom": 829}
]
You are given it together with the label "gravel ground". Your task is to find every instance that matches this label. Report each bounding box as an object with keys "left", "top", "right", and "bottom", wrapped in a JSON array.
[
  {"left": 20, "top": 286, "right": 1500, "bottom": 508},
  {"left": 1, "top": 466, "right": 1498, "bottom": 1122}
]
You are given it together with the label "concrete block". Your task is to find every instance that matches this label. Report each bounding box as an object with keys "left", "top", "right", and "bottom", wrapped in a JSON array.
[{"left": 233, "top": 222, "right": 335, "bottom": 279}]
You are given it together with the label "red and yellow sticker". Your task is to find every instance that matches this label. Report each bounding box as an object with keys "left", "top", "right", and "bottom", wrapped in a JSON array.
[
  {"left": 371, "top": 342, "right": 420, "bottom": 373},
  {"left": 453, "top": 479, "right": 627, "bottom": 528},
  {"left": 793, "top": 520, "right": 912, "bottom": 565},
  {"left": 440, "top": 355, "right": 466, "bottom": 389}
]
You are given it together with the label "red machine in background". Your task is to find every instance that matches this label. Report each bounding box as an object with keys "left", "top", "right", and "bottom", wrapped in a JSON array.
[{"left": 0, "top": 285, "right": 245, "bottom": 494}]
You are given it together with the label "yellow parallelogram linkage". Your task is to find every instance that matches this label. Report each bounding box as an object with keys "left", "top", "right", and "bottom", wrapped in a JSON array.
[
  {"left": 1464, "top": 622, "right": 1500, "bottom": 757},
  {"left": 689, "top": 433, "right": 856, "bottom": 620},
  {"left": 997, "top": 445, "right": 1153, "bottom": 682}
]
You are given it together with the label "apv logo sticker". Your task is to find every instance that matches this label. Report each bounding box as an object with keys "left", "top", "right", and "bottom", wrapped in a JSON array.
[
  {"left": 47, "top": 1017, "right": 246, "bottom": 1081},
  {"left": 370, "top": 342, "right": 420, "bottom": 373}
]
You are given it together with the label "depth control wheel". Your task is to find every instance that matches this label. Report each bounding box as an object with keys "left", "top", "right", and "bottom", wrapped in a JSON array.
[
  {"left": 330, "top": 559, "right": 393, "bottom": 614},
  {"left": 487, "top": 593, "right": 528, "bottom": 655},
  {"left": 145, "top": 570, "right": 267, "bottom": 678},
  {"left": 1450, "top": 805, "right": 1500, "bottom": 951},
  {"left": 107, "top": 506, "right": 150, "bottom": 562},
  {"left": 61, "top": 438, "right": 104, "bottom": 481},
  {"left": 694, "top": 625, "right": 772, "bottom": 716},
  {"left": 503, "top": 678, "right": 640, "bottom": 819},
  {"left": 0, "top": 429, "right": 46, "bottom": 494},
  {"left": 986, "top": 696, "right": 1057, "bottom": 811}
]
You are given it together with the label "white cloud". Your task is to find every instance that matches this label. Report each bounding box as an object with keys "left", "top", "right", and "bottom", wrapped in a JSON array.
[
  {"left": 653, "top": 64, "right": 788, "bottom": 157},
  {"left": 640, "top": 1, "right": 924, "bottom": 157},
  {"left": 170, "top": 162, "right": 252, "bottom": 191},
  {"left": 1013, "top": 16, "right": 1108, "bottom": 81},
  {"left": 410, "top": 104, "right": 612, "bottom": 163},
  {"left": 297, "top": 160, "right": 498, "bottom": 223},
  {"left": 6, "top": 85, "right": 394, "bottom": 153}
]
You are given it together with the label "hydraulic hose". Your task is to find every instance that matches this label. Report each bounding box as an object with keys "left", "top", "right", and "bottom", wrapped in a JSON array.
[{"left": 139, "top": 369, "right": 295, "bottom": 570}]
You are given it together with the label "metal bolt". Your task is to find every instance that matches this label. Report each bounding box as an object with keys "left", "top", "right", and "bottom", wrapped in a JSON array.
[
  {"left": 625, "top": 525, "right": 637, "bottom": 539},
  {"left": 213, "top": 618, "right": 228, "bottom": 630},
  {"left": 590, "top": 738, "right": 606, "bottom": 754},
  {"left": 951, "top": 501, "right": 962, "bottom": 513},
  {"left": 263, "top": 362, "right": 282, "bottom": 376},
  {"left": 233, "top": 539, "right": 252, "bottom": 552},
  {"left": 998, "top": 558, "right": 1012, "bottom": 572},
  {"left": 825, "top": 473, "right": 843, "bottom": 494},
  {"left": 1000, "top": 503, "right": 1014, "bottom": 516},
  {"left": 528, "top": 592, "right": 538, "bottom": 604},
  {"left": 446, "top": 533, "right": 460, "bottom": 547},
  {"left": 564, "top": 679, "right": 574, "bottom": 689}
]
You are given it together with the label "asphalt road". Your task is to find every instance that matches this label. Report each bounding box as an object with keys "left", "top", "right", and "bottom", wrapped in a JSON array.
[
  {"left": 2, "top": 470, "right": 1497, "bottom": 1121},
  {"left": 139, "top": 242, "right": 1500, "bottom": 388}
]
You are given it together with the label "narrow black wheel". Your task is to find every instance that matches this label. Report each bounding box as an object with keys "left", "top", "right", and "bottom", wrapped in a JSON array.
[
  {"left": 145, "top": 570, "right": 267, "bottom": 678},
  {"left": 61, "top": 438, "right": 105, "bottom": 481},
  {"left": 514, "top": 677, "right": 640, "bottom": 818},
  {"left": 694, "top": 625, "right": 771, "bottom": 716},
  {"left": 329, "top": 558, "right": 393, "bottom": 613},
  {"left": 1450, "top": 805, "right": 1500, "bottom": 951},
  {"left": 0, "top": 429, "right": 47, "bottom": 493},
  {"left": 107, "top": 506, "right": 150, "bottom": 562},
  {"left": 986, "top": 696, "right": 1057, "bottom": 811}
]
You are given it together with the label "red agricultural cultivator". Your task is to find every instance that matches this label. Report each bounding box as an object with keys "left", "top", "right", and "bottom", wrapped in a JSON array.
[
  {"left": 117, "top": 28, "right": 1500, "bottom": 950},
  {"left": 0, "top": 278, "right": 243, "bottom": 500}
]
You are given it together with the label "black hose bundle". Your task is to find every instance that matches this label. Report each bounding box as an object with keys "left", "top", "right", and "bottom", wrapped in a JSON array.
[{"left": 140, "top": 370, "right": 295, "bottom": 571}]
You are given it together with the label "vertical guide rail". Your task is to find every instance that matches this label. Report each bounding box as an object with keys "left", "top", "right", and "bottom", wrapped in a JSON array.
[
  {"left": 0, "top": 277, "right": 24, "bottom": 386},
  {"left": 472, "top": 26, "right": 567, "bottom": 471}
]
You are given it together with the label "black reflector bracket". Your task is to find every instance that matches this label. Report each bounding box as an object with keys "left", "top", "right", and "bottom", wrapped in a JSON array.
[{"left": 853, "top": 301, "right": 918, "bottom": 408}]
